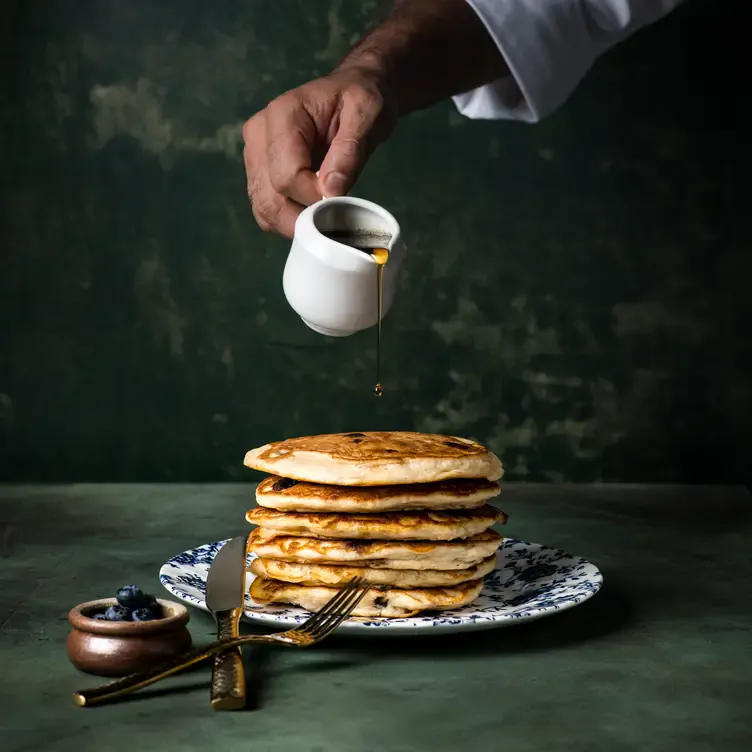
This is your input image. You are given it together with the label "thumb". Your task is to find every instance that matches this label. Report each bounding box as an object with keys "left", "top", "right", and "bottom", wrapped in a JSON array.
[{"left": 317, "top": 99, "right": 375, "bottom": 197}]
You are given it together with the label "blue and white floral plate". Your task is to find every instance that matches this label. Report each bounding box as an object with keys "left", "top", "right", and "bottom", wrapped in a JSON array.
[{"left": 159, "top": 538, "right": 602, "bottom": 636}]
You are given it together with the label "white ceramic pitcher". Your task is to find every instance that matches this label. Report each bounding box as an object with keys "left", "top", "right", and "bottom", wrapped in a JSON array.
[{"left": 283, "top": 196, "right": 406, "bottom": 337}]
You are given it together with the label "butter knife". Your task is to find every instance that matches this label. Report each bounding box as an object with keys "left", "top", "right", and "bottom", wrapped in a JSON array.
[{"left": 205, "top": 535, "right": 248, "bottom": 711}]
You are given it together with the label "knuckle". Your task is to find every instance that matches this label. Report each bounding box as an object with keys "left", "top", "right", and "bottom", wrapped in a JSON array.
[
  {"left": 246, "top": 172, "right": 260, "bottom": 200},
  {"left": 256, "top": 217, "right": 273, "bottom": 234},
  {"left": 251, "top": 203, "right": 272, "bottom": 233},
  {"left": 347, "top": 83, "right": 383, "bottom": 115},
  {"left": 329, "top": 136, "right": 361, "bottom": 159},
  {"left": 242, "top": 114, "right": 262, "bottom": 144},
  {"left": 268, "top": 90, "right": 299, "bottom": 117},
  {"left": 252, "top": 194, "right": 282, "bottom": 233},
  {"left": 266, "top": 150, "right": 296, "bottom": 194},
  {"left": 242, "top": 143, "right": 255, "bottom": 172}
]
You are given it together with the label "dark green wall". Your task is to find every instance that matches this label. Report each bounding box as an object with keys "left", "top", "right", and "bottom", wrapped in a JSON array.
[{"left": 1, "top": 0, "right": 750, "bottom": 483}]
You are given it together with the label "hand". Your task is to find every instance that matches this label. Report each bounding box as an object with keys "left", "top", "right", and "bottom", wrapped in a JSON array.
[{"left": 243, "top": 67, "right": 397, "bottom": 238}]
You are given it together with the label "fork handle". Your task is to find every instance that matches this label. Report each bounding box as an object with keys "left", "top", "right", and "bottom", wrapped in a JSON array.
[
  {"left": 73, "top": 634, "right": 275, "bottom": 708},
  {"left": 210, "top": 607, "right": 246, "bottom": 711}
]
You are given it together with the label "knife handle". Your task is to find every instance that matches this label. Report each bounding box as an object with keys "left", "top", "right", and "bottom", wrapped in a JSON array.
[{"left": 210, "top": 607, "right": 246, "bottom": 711}]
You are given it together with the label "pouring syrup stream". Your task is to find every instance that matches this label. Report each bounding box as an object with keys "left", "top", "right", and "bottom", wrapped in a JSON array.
[{"left": 371, "top": 247, "right": 389, "bottom": 397}]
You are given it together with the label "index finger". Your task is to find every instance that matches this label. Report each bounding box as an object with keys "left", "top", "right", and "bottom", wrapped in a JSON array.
[{"left": 265, "top": 100, "right": 323, "bottom": 207}]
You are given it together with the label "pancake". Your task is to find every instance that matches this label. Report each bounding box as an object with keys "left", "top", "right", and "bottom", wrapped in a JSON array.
[
  {"left": 249, "top": 553, "right": 497, "bottom": 588},
  {"left": 247, "top": 528, "right": 502, "bottom": 570},
  {"left": 246, "top": 504, "right": 505, "bottom": 541},
  {"left": 244, "top": 431, "right": 503, "bottom": 486},
  {"left": 250, "top": 576, "right": 484, "bottom": 618},
  {"left": 256, "top": 476, "right": 500, "bottom": 513}
]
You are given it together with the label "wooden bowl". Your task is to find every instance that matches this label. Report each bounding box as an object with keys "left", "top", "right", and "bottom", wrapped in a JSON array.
[{"left": 67, "top": 597, "right": 192, "bottom": 677}]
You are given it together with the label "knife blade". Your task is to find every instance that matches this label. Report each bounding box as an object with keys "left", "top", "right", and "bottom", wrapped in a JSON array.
[{"left": 206, "top": 535, "right": 248, "bottom": 711}]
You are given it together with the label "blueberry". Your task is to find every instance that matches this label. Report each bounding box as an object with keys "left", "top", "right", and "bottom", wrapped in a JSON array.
[
  {"left": 131, "top": 607, "right": 158, "bottom": 622},
  {"left": 140, "top": 592, "right": 163, "bottom": 617},
  {"left": 116, "top": 585, "right": 149, "bottom": 609},
  {"left": 104, "top": 604, "right": 132, "bottom": 621}
]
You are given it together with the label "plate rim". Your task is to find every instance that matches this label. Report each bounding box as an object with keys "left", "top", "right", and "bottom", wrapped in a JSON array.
[{"left": 159, "top": 537, "right": 603, "bottom": 634}]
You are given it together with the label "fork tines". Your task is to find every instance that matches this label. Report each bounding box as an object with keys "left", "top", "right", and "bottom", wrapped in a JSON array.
[{"left": 293, "top": 577, "right": 369, "bottom": 642}]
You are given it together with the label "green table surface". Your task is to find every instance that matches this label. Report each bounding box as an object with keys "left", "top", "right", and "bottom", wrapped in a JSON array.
[{"left": 1, "top": 483, "right": 751, "bottom": 752}]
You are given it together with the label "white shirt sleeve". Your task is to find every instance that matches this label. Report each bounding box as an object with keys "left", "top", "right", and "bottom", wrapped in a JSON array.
[{"left": 452, "top": 0, "right": 686, "bottom": 122}]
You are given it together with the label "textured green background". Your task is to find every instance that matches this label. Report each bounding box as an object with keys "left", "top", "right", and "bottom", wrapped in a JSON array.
[{"left": 1, "top": 0, "right": 749, "bottom": 483}]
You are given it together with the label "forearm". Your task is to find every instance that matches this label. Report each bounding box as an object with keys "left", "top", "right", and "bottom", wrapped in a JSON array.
[{"left": 336, "top": 0, "right": 509, "bottom": 116}]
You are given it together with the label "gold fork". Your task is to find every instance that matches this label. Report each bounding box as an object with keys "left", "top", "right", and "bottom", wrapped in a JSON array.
[{"left": 73, "top": 578, "right": 369, "bottom": 708}]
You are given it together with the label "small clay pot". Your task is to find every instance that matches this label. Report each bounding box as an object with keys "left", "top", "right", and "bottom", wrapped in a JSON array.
[{"left": 67, "top": 598, "right": 192, "bottom": 677}]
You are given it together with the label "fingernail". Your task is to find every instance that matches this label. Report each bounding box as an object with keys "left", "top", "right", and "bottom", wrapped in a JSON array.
[{"left": 323, "top": 171, "right": 348, "bottom": 196}]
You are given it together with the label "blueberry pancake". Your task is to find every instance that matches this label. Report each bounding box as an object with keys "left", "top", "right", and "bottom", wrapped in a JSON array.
[{"left": 250, "top": 576, "right": 485, "bottom": 618}]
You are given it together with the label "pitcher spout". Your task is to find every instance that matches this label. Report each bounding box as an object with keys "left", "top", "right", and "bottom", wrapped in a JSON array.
[{"left": 300, "top": 197, "right": 400, "bottom": 268}]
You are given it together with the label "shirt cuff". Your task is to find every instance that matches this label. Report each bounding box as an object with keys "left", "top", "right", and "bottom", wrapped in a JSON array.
[{"left": 452, "top": 0, "right": 600, "bottom": 122}]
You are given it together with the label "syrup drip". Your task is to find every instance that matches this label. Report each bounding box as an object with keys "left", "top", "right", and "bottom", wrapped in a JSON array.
[{"left": 371, "top": 247, "right": 389, "bottom": 398}]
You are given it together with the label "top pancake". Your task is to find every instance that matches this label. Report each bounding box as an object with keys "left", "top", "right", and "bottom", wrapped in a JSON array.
[{"left": 244, "top": 431, "right": 503, "bottom": 486}]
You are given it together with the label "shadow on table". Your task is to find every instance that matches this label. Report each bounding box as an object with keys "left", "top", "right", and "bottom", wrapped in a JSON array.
[{"left": 124, "top": 567, "right": 630, "bottom": 707}]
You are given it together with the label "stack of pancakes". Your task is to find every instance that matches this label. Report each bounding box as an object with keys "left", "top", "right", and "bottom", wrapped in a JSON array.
[{"left": 243, "top": 431, "right": 505, "bottom": 618}]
